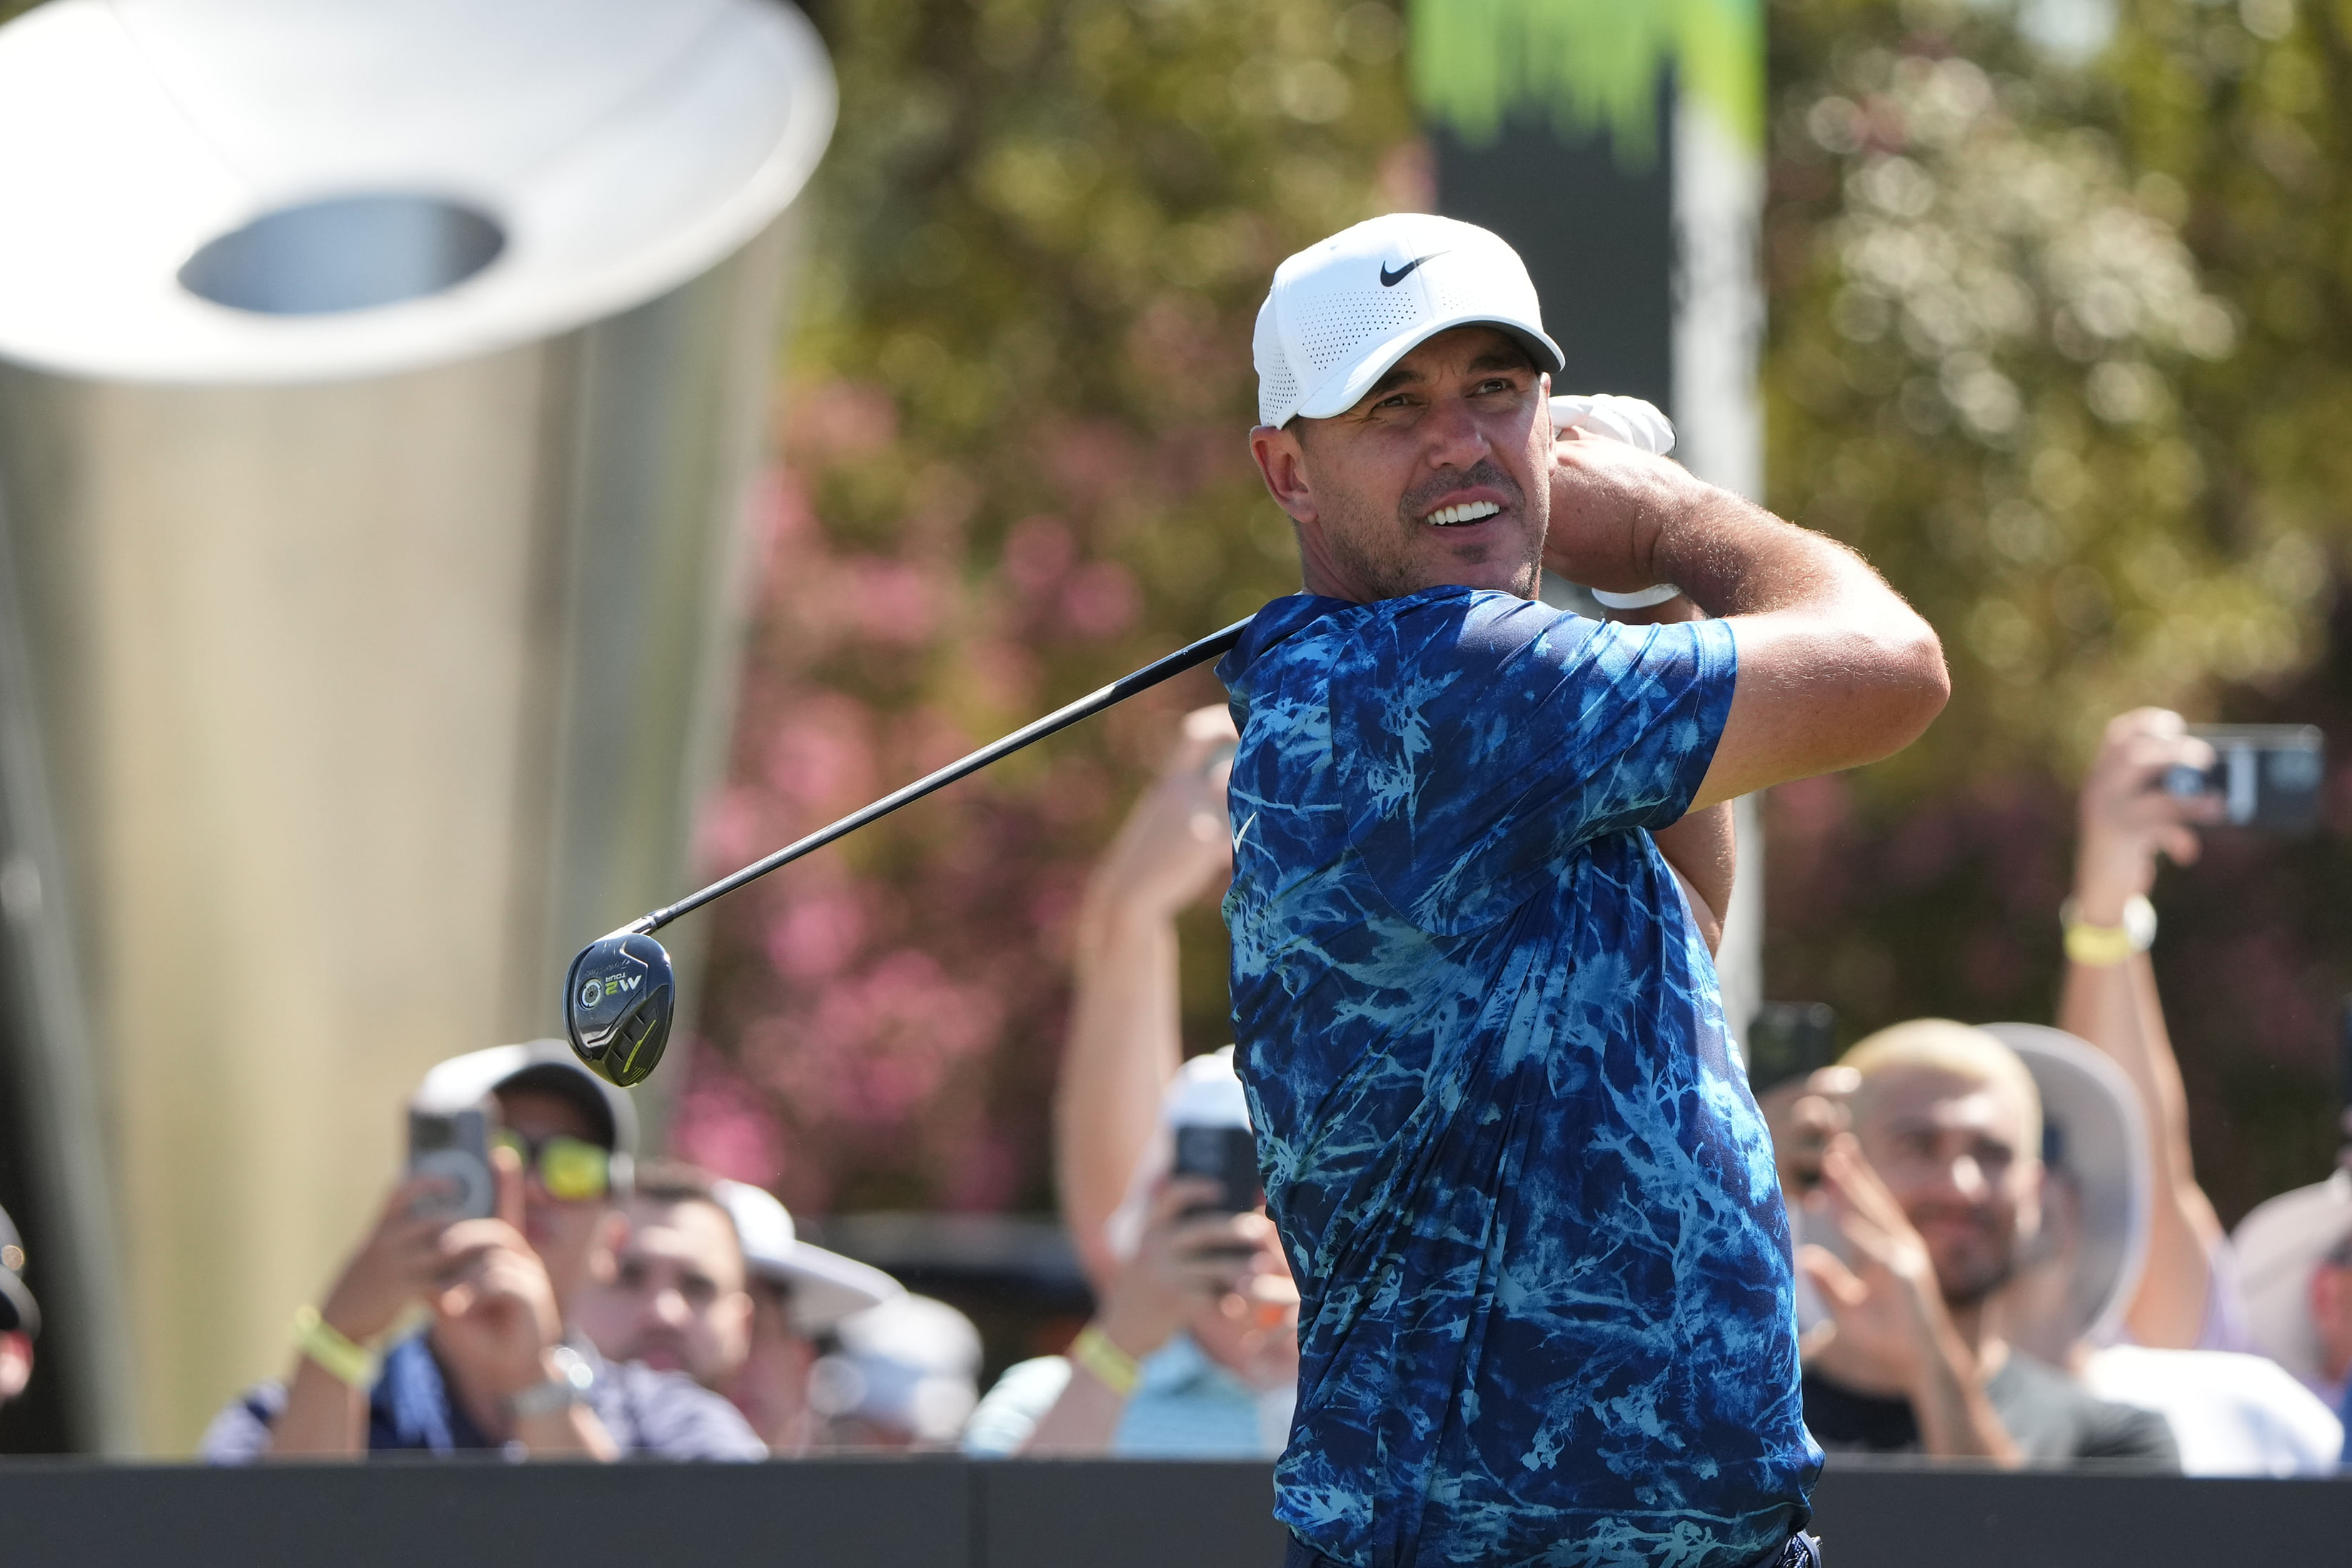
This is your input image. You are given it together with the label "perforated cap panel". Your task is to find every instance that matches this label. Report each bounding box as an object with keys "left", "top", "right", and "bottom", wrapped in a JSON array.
[{"left": 1253, "top": 213, "right": 1563, "bottom": 426}]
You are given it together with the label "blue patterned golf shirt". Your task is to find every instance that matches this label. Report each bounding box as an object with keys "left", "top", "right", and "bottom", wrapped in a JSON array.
[{"left": 1218, "top": 587, "right": 1819, "bottom": 1568}]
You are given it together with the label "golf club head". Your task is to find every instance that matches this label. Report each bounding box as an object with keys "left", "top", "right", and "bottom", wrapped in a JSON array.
[{"left": 565, "top": 931, "right": 675, "bottom": 1087}]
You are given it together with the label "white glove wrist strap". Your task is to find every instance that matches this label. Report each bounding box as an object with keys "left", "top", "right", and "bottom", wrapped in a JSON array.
[{"left": 1590, "top": 583, "right": 1684, "bottom": 610}]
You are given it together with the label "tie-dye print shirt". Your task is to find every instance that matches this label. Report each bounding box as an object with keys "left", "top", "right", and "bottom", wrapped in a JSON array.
[{"left": 1217, "top": 588, "right": 1819, "bottom": 1568}]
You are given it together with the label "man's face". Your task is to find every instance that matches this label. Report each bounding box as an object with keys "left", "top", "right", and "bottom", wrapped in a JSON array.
[
  {"left": 1851, "top": 1067, "right": 2041, "bottom": 1308},
  {"left": 1248, "top": 326, "right": 1552, "bottom": 604},
  {"left": 579, "top": 1195, "right": 752, "bottom": 1389},
  {"left": 493, "top": 1086, "right": 614, "bottom": 1317}
]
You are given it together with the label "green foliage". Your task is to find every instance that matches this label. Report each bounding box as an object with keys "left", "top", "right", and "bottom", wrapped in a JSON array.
[
  {"left": 1765, "top": 0, "right": 2327, "bottom": 794},
  {"left": 1762, "top": 0, "right": 2352, "bottom": 1215},
  {"left": 1408, "top": 0, "right": 1763, "bottom": 160},
  {"left": 682, "top": 0, "right": 1414, "bottom": 1213}
]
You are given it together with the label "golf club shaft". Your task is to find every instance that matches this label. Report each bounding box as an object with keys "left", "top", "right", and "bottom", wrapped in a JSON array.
[{"left": 625, "top": 614, "right": 1256, "bottom": 935}]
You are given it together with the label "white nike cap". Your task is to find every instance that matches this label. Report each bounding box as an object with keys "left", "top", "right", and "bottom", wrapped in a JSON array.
[{"left": 1254, "top": 213, "right": 1564, "bottom": 428}]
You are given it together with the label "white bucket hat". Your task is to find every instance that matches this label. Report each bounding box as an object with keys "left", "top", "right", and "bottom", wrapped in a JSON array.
[
  {"left": 712, "top": 1177, "right": 902, "bottom": 1336},
  {"left": 1979, "top": 1023, "right": 2153, "bottom": 1355},
  {"left": 2232, "top": 1167, "right": 2352, "bottom": 1390}
]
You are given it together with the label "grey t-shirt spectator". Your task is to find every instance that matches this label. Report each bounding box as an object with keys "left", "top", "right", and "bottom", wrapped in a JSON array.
[
  {"left": 1803, "top": 1352, "right": 2178, "bottom": 1467},
  {"left": 201, "top": 1333, "right": 764, "bottom": 1462}
]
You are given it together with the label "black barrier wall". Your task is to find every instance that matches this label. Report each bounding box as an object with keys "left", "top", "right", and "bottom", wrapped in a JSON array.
[{"left": 1, "top": 1459, "right": 2348, "bottom": 1567}]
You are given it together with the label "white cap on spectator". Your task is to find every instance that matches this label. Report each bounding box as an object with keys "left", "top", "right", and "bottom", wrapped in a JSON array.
[
  {"left": 1254, "top": 213, "right": 1564, "bottom": 428},
  {"left": 711, "top": 1178, "right": 902, "bottom": 1336},
  {"left": 1103, "top": 1045, "right": 1252, "bottom": 1261},
  {"left": 805, "top": 1293, "right": 981, "bottom": 1444},
  {"left": 413, "top": 1039, "right": 639, "bottom": 1168},
  {"left": 1979, "top": 1023, "right": 2152, "bottom": 1355},
  {"left": 2233, "top": 1168, "right": 2352, "bottom": 1389}
]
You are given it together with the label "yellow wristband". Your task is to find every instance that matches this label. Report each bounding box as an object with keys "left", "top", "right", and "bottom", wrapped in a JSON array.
[
  {"left": 291, "top": 1305, "right": 379, "bottom": 1389},
  {"left": 1070, "top": 1324, "right": 1140, "bottom": 1398},
  {"left": 2061, "top": 894, "right": 2156, "bottom": 968}
]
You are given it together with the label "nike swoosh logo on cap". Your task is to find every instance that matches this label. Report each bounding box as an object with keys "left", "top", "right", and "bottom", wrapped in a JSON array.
[{"left": 1379, "top": 252, "right": 1443, "bottom": 286}]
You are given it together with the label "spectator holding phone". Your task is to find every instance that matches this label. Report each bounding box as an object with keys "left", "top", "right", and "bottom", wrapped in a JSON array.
[
  {"left": 202, "top": 1041, "right": 762, "bottom": 1462},
  {"left": 2056, "top": 708, "right": 2248, "bottom": 1352},
  {"left": 964, "top": 710, "right": 1299, "bottom": 1457},
  {"left": 1790, "top": 1020, "right": 2178, "bottom": 1467},
  {"left": 576, "top": 1162, "right": 898, "bottom": 1453}
]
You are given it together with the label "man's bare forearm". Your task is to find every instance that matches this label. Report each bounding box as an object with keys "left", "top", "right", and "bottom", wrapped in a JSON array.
[
  {"left": 1058, "top": 886, "right": 1185, "bottom": 1289},
  {"left": 263, "top": 1357, "right": 366, "bottom": 1458},
  {"left": 2058, "top": 953, "right": 2223, "bottom": 1347}
]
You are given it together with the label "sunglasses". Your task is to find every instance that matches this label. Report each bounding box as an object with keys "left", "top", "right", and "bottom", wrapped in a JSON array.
[{"left": 492, "top": 1130, "right": 611, "bottom": 1203}]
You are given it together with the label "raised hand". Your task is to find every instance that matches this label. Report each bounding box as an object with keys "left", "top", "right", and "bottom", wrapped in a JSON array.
[
  {"left": 1795, "top": 1137, "right": 1960, "bottom": 1395},
  {"left": 1093, "top": 704, "right": 1240, "bottom": 920},
  {"left": 313, "top": 1175, "right": 472, "bottom": 1346},
  {"left": 2073, "top": 707, "right": 2223, "bottom": 923}
]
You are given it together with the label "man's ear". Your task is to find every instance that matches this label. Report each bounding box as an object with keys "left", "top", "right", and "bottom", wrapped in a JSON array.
[{"left": 1247, "top": 423, "right": 1317, "bottom": 525}]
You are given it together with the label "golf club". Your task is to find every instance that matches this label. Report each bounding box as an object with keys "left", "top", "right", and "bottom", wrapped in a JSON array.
[{"left": 565, "top": 613, "right": 1255, "bottom": 1086}]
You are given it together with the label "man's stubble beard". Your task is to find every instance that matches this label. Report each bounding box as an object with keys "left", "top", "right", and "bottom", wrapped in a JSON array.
[{"left": 1310, "top": 456, "right": 1542, "bottom": 602}]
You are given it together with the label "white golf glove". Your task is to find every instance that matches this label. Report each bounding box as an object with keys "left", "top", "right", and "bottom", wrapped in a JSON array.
[
  {"left": 1549, "top": 393, "right": 1682, "bottom": 608},
  {"left": 1549, "top": 393, "right": 1676, "bottom": 456}
]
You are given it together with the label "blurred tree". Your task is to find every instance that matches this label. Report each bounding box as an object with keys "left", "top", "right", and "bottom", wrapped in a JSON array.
[
  {"left": 678, "top": 0, "right": 1417, "bottom": 1214},
  {"left": 1762, "top": 0, "right": 2352, "bottom": 1217}
]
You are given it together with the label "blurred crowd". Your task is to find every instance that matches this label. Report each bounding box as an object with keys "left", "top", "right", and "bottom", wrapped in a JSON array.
[{"left": 3, "top": 707, "right": 2349, "bottom": 1477}]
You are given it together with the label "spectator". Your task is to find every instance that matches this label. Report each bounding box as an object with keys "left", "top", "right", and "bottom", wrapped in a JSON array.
[
  {"left": 2236, "top": 1170, "right": 2352, "bottom": 1423},
  {"left": 576, "top": 1162, "right": 753, "bottom": 1392},
  {"left": 1985, "top": 1023, "right": 2340, "bottom": 1475},
  {"left": 202, "top": 1040, "right": 763, "bottom": 1462},
  {"left": 2056, "top": 708, "right": 2249, "bottom": 1351},
  {"left": 0, "top": 1202, "right": 36, "bottom": 1411},
  {"left": 1790, "top": 1019, "right": 2178, "bottom": 1467},
  {"left": 808, "top": 1295, "right": 981, "bottom": 1450},
  {"left": 713, "top": 1178, "right": 900, "bottom": 1453},
  {"left": 576, "top": 1162, "right": 899, "bottom": 1453},
  {"left": 965, "top": 709, "right": 1299, "bottom": 1458}
]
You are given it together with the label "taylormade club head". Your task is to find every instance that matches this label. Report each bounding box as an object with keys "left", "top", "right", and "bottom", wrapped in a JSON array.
[
  {"left": 562, "top": 615, "right": 1255, "bottom": 1087},
  {"left": 565, "top": 930, "right": 675, "bottom": 1087}
]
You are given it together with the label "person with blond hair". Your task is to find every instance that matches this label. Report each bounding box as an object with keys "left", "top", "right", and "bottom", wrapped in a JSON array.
[{"left": 1791, "top": 1019, "right": 2175, "bottom": 1465}]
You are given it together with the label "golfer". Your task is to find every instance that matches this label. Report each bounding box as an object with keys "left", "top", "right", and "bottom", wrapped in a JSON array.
[{"left": 1219, "top": 214, "right": 1948, "bottom": 1567}]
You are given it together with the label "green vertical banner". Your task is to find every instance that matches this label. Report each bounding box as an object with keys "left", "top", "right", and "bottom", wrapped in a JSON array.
[{"left": 1413, "top": 0, "right": 1769, "bottom": 1043}]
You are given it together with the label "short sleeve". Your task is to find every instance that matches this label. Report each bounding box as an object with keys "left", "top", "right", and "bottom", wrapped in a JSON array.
[
  {"left": 961, "top": 1355, "right": 1073, "bottom": 1457},
  {"left": 199, "top": 1384, "right": 285, "bottom": 1465},
  {"left": 1332, "top": 590, "right": 1736, "bottom": 933}
]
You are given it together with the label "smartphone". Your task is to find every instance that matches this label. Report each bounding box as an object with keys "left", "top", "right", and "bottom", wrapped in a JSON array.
[
  {"left": 1171, "top": 1122, "right": 1262, "bottom": 1215},
  {"left": 2162, "top": 725, "right": 2325, "bottom": 833},
  {"left": 407, "top": 1105, "right": 495, "bottom": 1220},
  {"left": 1745, "top": 1002, "right": 1838, "bottom": 1097}
]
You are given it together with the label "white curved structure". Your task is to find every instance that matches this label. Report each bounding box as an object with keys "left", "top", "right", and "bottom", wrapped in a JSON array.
[
  {"left": 0, "top": 0, "right": 832, "bottom": 1454},
  {"left": 0, "top": 0, "right": 833, "bottom": 381}
]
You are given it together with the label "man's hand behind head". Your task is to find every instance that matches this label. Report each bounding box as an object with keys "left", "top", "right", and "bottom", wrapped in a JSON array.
[{"left": 1541, "top": 430, "right": 1712, "bottom": 597}]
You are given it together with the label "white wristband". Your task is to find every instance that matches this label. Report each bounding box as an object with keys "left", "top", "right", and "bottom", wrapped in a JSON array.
[{"left": 1590, "top": 583, "right": 1684, "bottom": 610}]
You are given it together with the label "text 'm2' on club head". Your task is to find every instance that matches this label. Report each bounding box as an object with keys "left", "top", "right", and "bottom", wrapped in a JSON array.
[{"left": 565, "top": 932, "right": 675, "bottom": 1087}]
